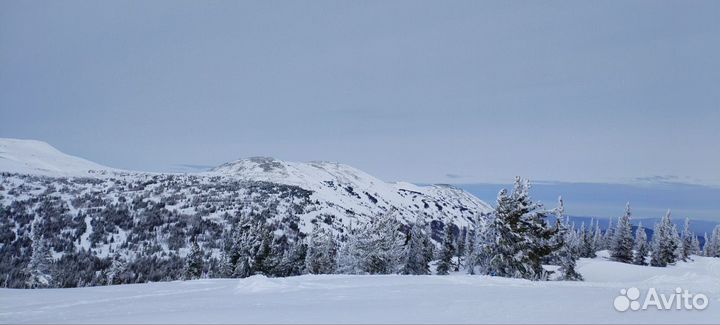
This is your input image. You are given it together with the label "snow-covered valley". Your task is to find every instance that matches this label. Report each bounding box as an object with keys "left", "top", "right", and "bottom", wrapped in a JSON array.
[{"left": 2, "top": 254, "right": 718, "bottom": 324}]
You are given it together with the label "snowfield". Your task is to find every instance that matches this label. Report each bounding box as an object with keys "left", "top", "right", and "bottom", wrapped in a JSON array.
[{"left": 2, "top": 254, "right": 718, "bottom": 324}]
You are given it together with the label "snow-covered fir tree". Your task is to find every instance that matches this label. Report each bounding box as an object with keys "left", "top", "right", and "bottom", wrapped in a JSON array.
[
  {"left": 228, "top": 214, "right": 272, "bottom": 278},
  {"left": 107, "top": 252, "right": 128, "bottom": 285},
  {"left": 305, "top": 223, "right": 337, "bottom": 274},
  {"left": 423, "top": 222, "right": 435, "bottom": 266},
  {"left": 400, "top": 217, "right": 431, "bottom": 275},
  {"left": 553, "top": 197, "right": 582, "bottom": 281},
  {"left": 436, "top": 224, "right": 456, "bottom": 275},
  {"left": 650, "top": 210, "right": 681, "bottom": 267},
  {"left": 454, "top": 227, "right": 466, "bottom": 271},
  {"left": 610, "top": 203, "right": 634, "bottom": 263},
  {"left": 353, "top": 209, "right": 405, "bottom": 274},
  {"left": 464, "top": 227, "right": 476, "bottom": 274},
  {"left": 680, "top": 217, "right": 694, "bottom": 261},
  {"left": 27, "top": 220, "right": 53, "bottom": 288},
  {"left": 578, "top": 222, "right": 595, "bottom": 258},
  {"left": 217, "top": 252, "right": 233, "bottom": 278},
  {"left": 184, "top": 237, "right": 204, "bottom": 280},
  {"left": 602, "top": 218, "right": 614, "bottom": 250},
  {"left": 277, "top": 238, "right": 307, "bottom": 277},
  {"left": 632, "top": 223, "right": 649, "bottom": 266},
  {"left": 702, "top": 232, "right": 710, "bottom": 257},
  {"left": 690, "top": 234, "right": 701, "bottom": 256},
  {"left": 592, "top": 219, "right": 603, "bottom": 253},
  {"left": 474, "top": 178, "right": 557, "bottom": 280},
  {"left": 336, "top": 222, "right": 362, "bottom": 274},
  {"left": 706, "top": 226, "right": 720, "bottom": 258}
]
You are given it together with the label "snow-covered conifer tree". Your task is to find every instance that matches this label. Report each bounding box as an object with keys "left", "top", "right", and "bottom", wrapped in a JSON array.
[
  {"left": 680, "top": 217, "right": 694, "bottom": 261},
  {"left": 632, "top": 223, "right": 649, "bottom": 266},
  {"left": 592, "top": 219, "right": 603, "bottom": 253},
  {"left": 27, "top": 220, "right": 53, "bottom": 288},
  {"left": 707, "top": 226, "right": 720, "bottom": 258},
  {"left": 650, "top": 210, "right": 680, "bottom": 267},
  {"left": 400, "top": 217, "right": 431, "bottom": 275},
  {"left": 579, "top": 222, "right": 595, "bottom": 258},
  {"left": 305, "top": 224, "right": 337, "bottom": 274},
  {"left": 479, "top": 178, "right": 556, "bottom": 280},
  {"left": 184, "top": 237, "right": 205, "bottom": 280},
  {"left": 436, "top": 224, "right": 456, "bottom": 275},
  {"left": 354, "top": 209, "right": 404, "bottom": 274},
  {"left": 454, "top": 227, "right": 466, "bottom": 271},
  {"left": 611, "top": 203, "right": 634, "bottom": 263},
  {"left": 107, "top": 252, "right": 127, "bottom": 285},
  {"left": 554, "top": 197, "right": 582, "bottom": 280},
  {"left": 602, "top": 218, "right": 614, "bottom": 250}
]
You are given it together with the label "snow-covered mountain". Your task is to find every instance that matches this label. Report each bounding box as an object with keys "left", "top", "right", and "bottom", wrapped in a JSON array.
[
  {"left": 0, "top": 138, "right": 493, "bottom": 287},
  {"left": 208, "top": 157, "right": 492, "bottom": 229},
  {"left": 0, "top": 138, "right": 114, "bottom": 177}
]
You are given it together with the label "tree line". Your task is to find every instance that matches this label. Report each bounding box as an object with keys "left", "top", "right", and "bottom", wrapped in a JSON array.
[{"left": 20, "top": 177, "right": 720, "bottom": 288}]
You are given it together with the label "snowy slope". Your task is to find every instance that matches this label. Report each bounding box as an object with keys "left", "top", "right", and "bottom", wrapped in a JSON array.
[
  {"left": 0, "top": 140, "right": 493, "bottom": 266},
  {"left": 0, "top": 138, "right": 114, "bottom": 177},
  {"left": 2, "top": 255, "right": 718, "bottom": 324},
  {"left": 209, "top": 157, "right": 492, "bottom": 228}
]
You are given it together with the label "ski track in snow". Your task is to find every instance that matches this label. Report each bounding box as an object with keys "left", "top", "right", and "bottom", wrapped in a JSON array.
[{"left": 1, "top": 255, "right": 718, "bottom": 324}]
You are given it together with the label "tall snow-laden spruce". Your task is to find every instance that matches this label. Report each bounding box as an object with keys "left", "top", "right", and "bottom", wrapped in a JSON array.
[
  {"left": 650, "top": 210, "right": 680, "bottom": 267},
  {"left": 610, "top": 203, "right": 634, "bottom": 263},
  {"left": 602, "top": 218, "right": 614, "bottom": 250},
  {"left": 554, "top": 196, "right": 582, "bottom": 281},
  {"left": 680, "top": 217, "right": 694, "bottom": 261},
  {"left": 578, "top": 222, "right": 595, "bottom": 258},
  {"left": 436, "top": 224, "right": 456, "bottom": 275},
  {"left": 28, "top": 220, "right": 53, "bottom": 288},
  {"left": 592, "top": 219, "right": 603, "bottom": 253},
  {"left": 400, "top": 217, "right": 431, "bottom": 275},
  {"left": 706, "top": 226, "right": 720, "bottom": 258},
  {"left": 455, "top": 227, "right": 466, "bottom": 271},
  {"left": 632, "top": 223, "right": 649, "bottom": 265},
  {"left": 305, "top": 223, "right": 337, "bottom": 274},
  {"left": 477, "top": 177, "right": 557, "bottom": 280},
  {"left": 184, "top": 237, "right": 205, "bottom": 280}
]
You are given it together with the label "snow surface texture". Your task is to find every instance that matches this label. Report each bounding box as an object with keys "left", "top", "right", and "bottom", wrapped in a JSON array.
[
  {"left": 0, "top": 138, "right": 115, "bottom": 177},
  {"left": 1, "top": 254, "right": 718, "bottom": 324}
]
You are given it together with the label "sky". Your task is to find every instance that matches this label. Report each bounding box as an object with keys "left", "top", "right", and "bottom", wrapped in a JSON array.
[{"left": 1, "top": 1, "right": 719, "bottom": 188}]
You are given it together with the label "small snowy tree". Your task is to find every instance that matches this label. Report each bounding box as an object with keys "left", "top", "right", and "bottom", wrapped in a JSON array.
[
  {"left": 579, "top": 222, "right": 595, "bottom": 258},
  {"left": 436, "top": 224, "right": 456, "bottom": 275},
  {"left": 184, "top": 237, "right": 204, "bottom": 280},
  {"left": 107, "top": 252, "right": 127, "bottom": 285},
  {"left": 706, "top": 226, "right": 720, "bottom": 258},
  {"left": 632, "top": 223, "right": 649, "bottom": 266},
  {"left": 27, "top": 220, "right": 53, "bottom": 288},
  {"left": 305, "top": 224, "right": 337, "bottom": 274},
  {"left": 680, "top": 217, "right": 694, "bottom": 261},
  {"left": 354, "top": 209, "right": 404, "bottom": 274},
  {"left": 400, "top": 217, "right": 431, "bottom": 275},
  {"left": 592, "top": 219, "right": 603, "bottom": 253},
  {"left": 610, "top": 203, "right": 634, "bottom": 264},
  {"left": 554, "top": 197, "right": 582, "bottom": 281},
  {"left": 650, "top": 210, "right": 680, "bottom": 267},
  {"left": 464, "top": 227, "right": 476, "bottom": 273},
  {"left": 454, "top": 227, "right": 466, "bottom": 271},
  {"left": 602, "top": 218, "right": 614, "bottom": 250}
]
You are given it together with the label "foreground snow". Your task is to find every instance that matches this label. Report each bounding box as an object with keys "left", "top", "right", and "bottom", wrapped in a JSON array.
[{"left": 1, "top": 255, "right": 718, "bottom": 324}]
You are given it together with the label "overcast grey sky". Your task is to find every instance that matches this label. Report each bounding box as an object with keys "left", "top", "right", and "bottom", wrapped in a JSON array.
[{"left": 1, "top": 0, "right": 719, "bottom": 185}]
